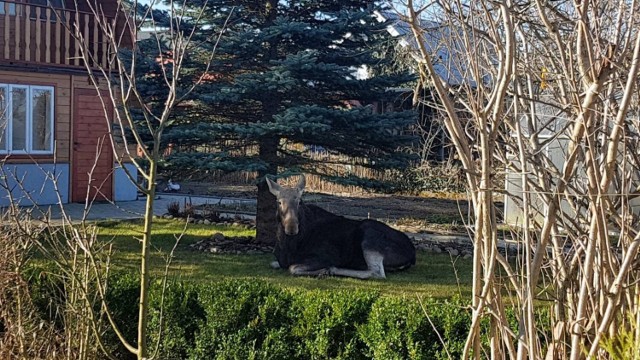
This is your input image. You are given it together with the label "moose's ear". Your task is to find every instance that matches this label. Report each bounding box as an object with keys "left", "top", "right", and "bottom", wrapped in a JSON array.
[
  {"left": 266, "top": 177, "right": 281, "bottom": 197},
  {"left": 296, "top": 175, "right": 306, "bottom": 193}
]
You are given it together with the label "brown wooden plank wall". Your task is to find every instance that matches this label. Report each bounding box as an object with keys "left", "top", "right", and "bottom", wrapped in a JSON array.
[{"left": 72, "top": 74, "right": 136, "bottom": 161}]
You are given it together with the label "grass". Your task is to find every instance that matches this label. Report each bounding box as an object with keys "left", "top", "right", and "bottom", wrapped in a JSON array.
[{"left": 97, "top": 218, "right": 474, "bottom": 298}]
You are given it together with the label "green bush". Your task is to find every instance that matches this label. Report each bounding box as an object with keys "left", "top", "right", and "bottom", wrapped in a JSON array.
[
  {"left": 148, "top": 281, "right": 205, "bottom": 359},
  {"left": 103, "top": 272, "right": 140, "bottom": 360},
  {"left": 600, "top": 313, "right": 640, "bottom": 360},
  {"left": 191, "top": 279, "right": 296, "bottom": 360},
  {"left": 21, "top": 266, "right": 140, "bottom": 359},
  {"left": 26, "top": 273, "right": 551, "bottom": 359},
  {"left": 292, "top": 289, "right": 379, "bottom": 359},
  {"left": 359, "top": 296, "right": 434, "bottom": 360},
  {"left": 422, "top": 296, "right": 471, "bottom": 358},
  {"left": 359, "top": 296, "right": 470, "bottom": 360}
]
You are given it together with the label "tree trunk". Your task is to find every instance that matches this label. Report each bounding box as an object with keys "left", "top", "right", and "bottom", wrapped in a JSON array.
[
  {"left": 253, "top": 0, "right": 280, "bottom": 245},
  {"left": 255, "top": 136, "right": 278, "bottom": 245},
  {"left": 255, "top": 179, "right": 277, "bottom": 244}
]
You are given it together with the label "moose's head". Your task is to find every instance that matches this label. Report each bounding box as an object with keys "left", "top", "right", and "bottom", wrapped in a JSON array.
[{"left": 266, "top": 175, "right": 306, "bottom": 236}]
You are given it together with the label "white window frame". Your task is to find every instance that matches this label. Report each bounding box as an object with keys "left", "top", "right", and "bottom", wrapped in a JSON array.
[{"left": 0, "top": 83, "right": 55, "bottom": 155}]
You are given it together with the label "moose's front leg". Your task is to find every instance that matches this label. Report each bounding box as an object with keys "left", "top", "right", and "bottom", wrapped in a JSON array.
[
  {"left": 326, "top": 250, "right": 387, "bottom": 279},
  {"left": 288, "top": 263, "right": 331, "bottom": 277}
]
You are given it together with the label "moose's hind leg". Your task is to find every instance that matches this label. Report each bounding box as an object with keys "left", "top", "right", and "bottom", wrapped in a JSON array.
[{"left": 328, "top": 250, "right": 386, "bottom": 279}]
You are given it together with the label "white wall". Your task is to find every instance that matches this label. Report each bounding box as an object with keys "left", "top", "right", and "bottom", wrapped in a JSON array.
[
  {"left": 0, "top": 163, "right": 69, "bottom": 206},
  {"left": 0, "top": 162, "right": 139, "bottom": 207},
  {"left": 504, "top": 136, "right": 640, "bottom": 227},
  {"left": 113, "top": 162, "right": 138, "bottom": 201}
]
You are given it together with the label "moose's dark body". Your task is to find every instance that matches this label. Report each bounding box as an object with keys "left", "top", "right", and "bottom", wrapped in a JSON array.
[
  {"left": 274, "top": 204, "right": 415, "bottom": 272},
  {"left": 267, "top": 176, "right": 416, "bottom": 279}
]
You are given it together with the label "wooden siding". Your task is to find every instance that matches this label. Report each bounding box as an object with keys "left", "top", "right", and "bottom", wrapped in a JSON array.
[
  {"left": 0, "top": 0, "right": 131, "bottom": 70},
  {"left": 0, "top": 69, "right": 71, "bottom": 162},
  {"left": 71, "top": 86, "right": 113, "bottom": 201},
  {"left": 72, "top": 74, "right": 136, "bottom": 160},
  {"left": 71, "top": 74, "right": 132, "bottom": 158}
]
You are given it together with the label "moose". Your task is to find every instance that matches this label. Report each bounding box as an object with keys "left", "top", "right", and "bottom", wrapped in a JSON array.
[{"left": 266, "top": 175, "right": 416, "bottom": 279}]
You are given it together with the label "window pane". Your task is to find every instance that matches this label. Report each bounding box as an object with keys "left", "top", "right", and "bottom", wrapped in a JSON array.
[
  {"left": 0, "top": 2, "right": 17, "bottom": 16},
  {"left": 0, "top": 87, "right": 6, "bottom": 150},
  {"left": 50, "top": 0, "right": 65, "bottom": 8},
  {"left": 32, "top": 88, "right": 52, "bottom": 152},
  {"left": 12, "top": 87, "right": 26, "bottom": 151},
  {"left": 26, "top": 0, "right": 60, "bottom": 20}
]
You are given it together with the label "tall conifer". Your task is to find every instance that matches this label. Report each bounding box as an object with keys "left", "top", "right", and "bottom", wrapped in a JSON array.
[{"left": 162, "top": 1, "right": 417, "bottom": 243}]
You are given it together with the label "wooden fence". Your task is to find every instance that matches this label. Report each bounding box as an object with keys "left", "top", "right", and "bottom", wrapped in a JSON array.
[{"left": 0, "top": 1, "right": 113, "bottom": 69}]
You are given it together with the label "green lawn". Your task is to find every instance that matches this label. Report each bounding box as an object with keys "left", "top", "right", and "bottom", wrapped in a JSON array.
[{"left": 97, "top": 218, "right": 473, "bottom": 298}]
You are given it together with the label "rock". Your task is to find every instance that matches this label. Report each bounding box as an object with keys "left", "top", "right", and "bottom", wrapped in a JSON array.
[
  {"left": 417, "top": 244, "right": 430, "bottom": 252},
  {"left": 236, "top": 236, "right": 250, "bottom": 244},
  {"left": 212, "top": 233, "right": 225, "bottom": 241},
  {"left": 203, "top": 219, "right": 211, "bottom": 225},
  {"left": 189, "top": 229, "right": 480, "bottom": 259}
]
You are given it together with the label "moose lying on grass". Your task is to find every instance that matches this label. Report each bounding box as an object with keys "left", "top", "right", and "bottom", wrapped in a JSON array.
[{"left": 266, "top": 176, "right": 416, "bottom": 279}]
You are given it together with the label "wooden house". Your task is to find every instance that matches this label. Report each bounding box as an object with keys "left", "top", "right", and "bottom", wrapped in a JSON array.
[{"left": 0, "top": 0, "right": 138, "bottom": 206}]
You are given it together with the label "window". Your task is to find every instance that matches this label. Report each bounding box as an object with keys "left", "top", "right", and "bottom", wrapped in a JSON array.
[
  {"left": 29, "top": 0, "right": 65, "bottom": 6},
  {"left": 0, "top": 84, "right": 54, "bottom": 154},
  {"left": 0, "top": 2, "right": 16, "bottom": 15},
  {"left": 0, "top": 1, "right": 65, "bottom": 19},
  {"left": 28, "top": 0, "right": 65, "bottom": 21}
]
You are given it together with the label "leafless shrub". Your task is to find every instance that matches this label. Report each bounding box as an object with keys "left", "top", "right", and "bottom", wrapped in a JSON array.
[
  {"left": 62, "top": 0, "right": 233, "bottom": 358},
  {"left": 166, "top": 201, "right": 181, "bottom": 217},
  {"left": 180, "top": 199, "right": 194, "bottom": 219},
  {"left": 396, "top": 161, "right": 466, "bottom": 195},
  {"left": 400, "top": 0, "right": 640, "bottom": 358},
  {"left": 202, "top": 207, "right": 220, "bottom": 222},
  {"left": 0, "top": 212, "right": 65, "bottom": 359}
]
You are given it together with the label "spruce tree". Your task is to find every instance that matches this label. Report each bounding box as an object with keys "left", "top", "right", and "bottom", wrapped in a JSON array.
[{"left": 162, "top": 1, "right": 417, "bottom": 244}]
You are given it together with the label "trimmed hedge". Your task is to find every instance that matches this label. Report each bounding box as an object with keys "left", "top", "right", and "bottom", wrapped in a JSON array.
[
  {"left": 160, "top": 280, "right": 472, "bottom": 360},
  {"left": 190, "top": 280, "right": 295, "bottom": 359},
  {"left": 292, "top": 289, "right": 378, "bottom": 359},
  {"left": 25, "top": 272, "right": 489, "bottom": 359}
]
